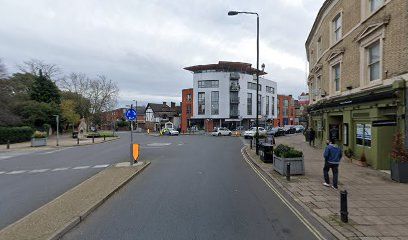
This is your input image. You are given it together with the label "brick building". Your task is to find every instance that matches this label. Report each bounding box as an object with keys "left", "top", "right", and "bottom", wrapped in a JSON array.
[
  {"left": 306, "top": 0, "right": 408, "bottom": 169},
  {"left": 181, "top": 88, "right": 193, "bottom": 133},
  {"left": 274, "top": 95, "right": 295, "bottom": 127}
]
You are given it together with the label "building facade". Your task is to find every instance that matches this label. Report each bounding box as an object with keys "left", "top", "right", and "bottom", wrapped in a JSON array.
[
  {"left": 306, "top": 0, "right": 408, "bottom": 169},
  {"left": 184, "top": 61, "right": 278, "bottom": 131},
  {"left": 275, "top": 95, "right": 296, "bottom": 127},
  {"left": 181, "top": 88, "right": 193, "bottom": 133},
  {"left": 145, "top": 102, "right": 181, "bottom": 131}
]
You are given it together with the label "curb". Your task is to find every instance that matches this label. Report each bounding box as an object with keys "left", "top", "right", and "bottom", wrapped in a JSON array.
[
  {"left": 49, "top": 161, "right": 150, "bottom": 240},
  {"left": 242, "top": 146, "right": 346, "bottom": 240}
]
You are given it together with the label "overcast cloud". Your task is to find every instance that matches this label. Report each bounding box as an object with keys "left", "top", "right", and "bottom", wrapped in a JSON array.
[{"left": 0, "top": 0, "right": 322, "bottom": 106}]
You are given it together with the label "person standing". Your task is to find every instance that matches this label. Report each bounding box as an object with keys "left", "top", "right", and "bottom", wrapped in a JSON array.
[
  {"left": 309, "top": 128, "right": 316, "bottom": 147},
  {"left": 323, "top": 139, "right": 342, "bottom": 189}
]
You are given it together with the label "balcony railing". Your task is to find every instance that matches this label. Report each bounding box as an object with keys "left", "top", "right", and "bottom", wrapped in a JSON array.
[{"left": 230, "top": 84, "right": 240, "bottom": 91}]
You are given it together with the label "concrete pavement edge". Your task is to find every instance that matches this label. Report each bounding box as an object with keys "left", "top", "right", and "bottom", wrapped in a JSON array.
[{"left": 242, "top": 146, "right": 346, "bottom": 240}]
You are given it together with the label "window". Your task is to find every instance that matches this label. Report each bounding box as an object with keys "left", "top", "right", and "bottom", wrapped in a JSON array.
[
  {"left": 187, "top": 94, "right": 192, "bottom": 101},
  {"left": 198, "top": 80, "right": 219, "bottom": 88},
  {"left": 247, "top": 93, "right": 252, "bottom": 115},
  {"left": 356, "top": 123, "right": 371, "bottom": 147},
  {"left": 266, "top": 96, "right": 270, "bottom": 116},
  {"left": 332, "top": 13, "right": 342, "bottom": 43},
  {"left": 370, "top": 0, "right": 384, "bottom": 12},
  {"left": 266, "top": 86, "right": 275, "bottom": 94},
  {"left": 198, "top": 92, "right": 205, "bottom": 115},
  {"left": 247, "top": 82, "right": 261, "bottom": 91},
  {"left": 284, "top": 99, "right": 288, "bottom": 107},
  {"left": 257, "top": 94, "right": 261, "bottom": 115},
  {"left": 211, "top": 91, "right": 219, "bottom": 115},
  {"left": 368, "top": 40, "right": 381, "bottom": 81},
  {"left": 272, "top": 97, "right": 275, "bottom": 115},
  {"left": 186, "top": 105, "right": 191, "bottom": 114},
  {"left": 317, "top": 37, "right": 322, "bottom": 58},
  {"left": 332, "top": 63, "right": 341, "bottom": 92},
  {"left": 315, "top": 75, "right": 321, "bottom": 98}
]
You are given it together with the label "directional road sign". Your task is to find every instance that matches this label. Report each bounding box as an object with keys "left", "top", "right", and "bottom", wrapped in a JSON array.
[{"left": 125, "top": 108, "right": 137, "bottom": 121}]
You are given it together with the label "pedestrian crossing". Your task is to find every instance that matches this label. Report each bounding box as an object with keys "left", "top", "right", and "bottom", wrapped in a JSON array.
[{"left": 0, "top": 164, "right": 111, "bottom": 176}]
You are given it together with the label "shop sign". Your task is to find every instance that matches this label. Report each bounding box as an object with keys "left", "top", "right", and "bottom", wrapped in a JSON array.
[{"left": 372, "top": 120, "right": 397, "bottom": 127}]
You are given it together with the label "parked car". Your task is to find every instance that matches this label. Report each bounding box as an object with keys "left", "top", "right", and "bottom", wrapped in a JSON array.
[
  {"left": 244, "top": 127, "right": 267, "bottom": 139},
  {"left": 283, "top": 126, "right": 296, "bottom": 134},
  {"left": 162, "top": 128, "right": 179, "bottom": 136},
  {"left": 267, "top": 127, "right": 285, "bottom": 137},
  {"left": 211, "top": 127, "right": 232, "bottom": 136},
  {"left": 295, "top": 125, "right": 305, "bottom": 133}
]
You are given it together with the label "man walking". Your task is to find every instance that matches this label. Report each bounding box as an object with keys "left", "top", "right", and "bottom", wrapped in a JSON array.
[
  {"left": 323, "top": 139, "right": 342, "bottom": 189},
  {"left": 309, "top": 128, "right": 316, "bottom": 147}
]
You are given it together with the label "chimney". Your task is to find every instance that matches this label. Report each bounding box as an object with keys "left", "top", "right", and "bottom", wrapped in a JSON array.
[
  {"left": 163, "top": 102, "right": 167, "bottom": 106},
  {"left": 171, "top": 102, "right": 176, "bottom": 108}
]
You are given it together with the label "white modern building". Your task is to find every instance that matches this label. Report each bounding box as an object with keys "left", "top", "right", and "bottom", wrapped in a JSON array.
[{"left": 184, "top": 61, "right": 278, "bottom": 131}]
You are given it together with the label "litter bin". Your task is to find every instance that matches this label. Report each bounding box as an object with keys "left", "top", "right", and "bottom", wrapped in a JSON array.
[
  {"left": 260, "top": 143, "right": 274, "bottom": 163},
  {"left": 72, "top": 131, "right": 78, "bottom": 139}
]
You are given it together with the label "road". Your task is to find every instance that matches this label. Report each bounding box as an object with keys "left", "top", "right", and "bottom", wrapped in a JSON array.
[
  {"left": 0, "top": 132, "right": 158, "bottom": 230},
  {"left": 63, "top": 135, "right": 321, "bottom": 240}
]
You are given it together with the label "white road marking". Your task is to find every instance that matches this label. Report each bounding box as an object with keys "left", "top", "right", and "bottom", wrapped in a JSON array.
[
  {"left": 0, "top": 171, "right": 5, "bottom": 174},
  {"left": 72, "top": 166, "right": 90, "bottom": 170},
  {"left": 7, "top": 170, "right": 27, "bottom": 175},
  {"left": 146, "top": 143, "right": 171, "bottom": 147},
  {"left": 52, "top": 167, "right": 69, "bottom": 171},
  {"left": 29, "top": 169, "right": 49, "bottom": 173},
  {"left": 92, "top": 164, "right": 109, "bottom": 168}
]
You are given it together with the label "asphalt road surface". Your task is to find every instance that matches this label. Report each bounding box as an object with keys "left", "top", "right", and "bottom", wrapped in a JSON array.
[
  {"left": 63, "top": 135, "right": 321, "bottom": 240},
  {"left": 0, "top": 132, "right": 160, "bottom": 229}
]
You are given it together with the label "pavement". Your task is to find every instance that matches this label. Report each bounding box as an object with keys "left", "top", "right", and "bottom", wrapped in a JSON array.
[
  {"left": 62, "top": 135, "right": 329, "bottom": 240},
  {"left": 0, "top": 132, "right": 160, "bottom": 230},
  {"left": 0, "top": 162, "right": 150, "bottom": 240},
  {"left": 245, "top": 134, "right": 408, "bottom": 240}
]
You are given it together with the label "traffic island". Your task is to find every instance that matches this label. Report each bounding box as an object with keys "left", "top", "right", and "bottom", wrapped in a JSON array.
[{"left": 0, "top": 161, "right": 150, "bottom": 240}]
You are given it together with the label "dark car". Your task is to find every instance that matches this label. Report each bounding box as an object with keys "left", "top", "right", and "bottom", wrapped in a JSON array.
[
  {"left": 267, "top": 127, "right": 286, "bottom": 137},
  {"left": 283, "top": 126, "right": 296, "bottom": 134}
]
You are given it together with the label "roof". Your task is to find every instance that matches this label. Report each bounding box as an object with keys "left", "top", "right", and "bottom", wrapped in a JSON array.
[
  {"left": 146, "top": 103, "right": 181, "bottom": 117},
  {"left": 136, "top": 106, "right": 145, "bottom": 115},
  {"left": 305, "top": 0, "right": 333, "bottom": 60},
  {"left": 184, "top": 61, "right": 267, "bottom": 76}
]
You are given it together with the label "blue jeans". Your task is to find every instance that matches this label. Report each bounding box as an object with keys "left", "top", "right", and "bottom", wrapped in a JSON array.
[{"left": 323, "top": 162, "right": 339, "bottom": 188}]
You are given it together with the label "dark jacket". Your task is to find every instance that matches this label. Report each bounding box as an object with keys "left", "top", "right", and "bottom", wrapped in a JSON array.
[{"left": 324, "top": 144, "right": 342, "bottom": 164}]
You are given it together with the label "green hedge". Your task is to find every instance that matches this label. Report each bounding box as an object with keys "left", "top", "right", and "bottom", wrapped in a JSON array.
[
  {"left": 0, "top": 126, "right": 35, "bottom": 144},
  {"left": 274, "top": 144, "right": 303, "bottom": 158}
]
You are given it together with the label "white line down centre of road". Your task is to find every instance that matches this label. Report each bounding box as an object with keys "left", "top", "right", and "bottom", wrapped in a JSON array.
[
  {"left": 29, "top": 169, "right": 50, "bottom": 173},
  {"left": 92, "top": 164, "right": 109, "bottom": 168},
  {"left": 72, "top": 166, "right": 90, "bottom": 170}
]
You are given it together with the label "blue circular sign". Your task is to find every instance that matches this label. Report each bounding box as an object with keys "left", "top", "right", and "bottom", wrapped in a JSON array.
[{"left": 125, "top": 109, "right": 137, "bottom": 121}]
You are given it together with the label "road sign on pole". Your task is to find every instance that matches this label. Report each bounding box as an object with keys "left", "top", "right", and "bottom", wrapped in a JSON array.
[{"left": 125, "top": 108, "right": 137, "bottom": 121}]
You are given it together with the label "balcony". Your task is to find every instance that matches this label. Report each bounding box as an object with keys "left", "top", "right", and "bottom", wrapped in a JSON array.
[
  {"left": 230, "top": 72, "right": 240, "bottom": 80},
  {"left": 230, "top": 83, "right": 240, "bottom": 91},
  {"left": 230, "top": 111, "right": 239, "bottom": 118},
  {"left": 230, "top": 97, "right": 240, "bottom": 104}
]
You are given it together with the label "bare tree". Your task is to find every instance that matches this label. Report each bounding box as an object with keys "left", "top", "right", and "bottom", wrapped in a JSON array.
[
  {"left": 0, "top": 58, "right": 7, "bottom": 79},
  {"left": 17, "top": 59, "right": 62, "bottom": 80}
]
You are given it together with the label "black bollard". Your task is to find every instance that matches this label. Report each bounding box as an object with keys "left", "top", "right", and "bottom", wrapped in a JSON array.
[
  {"left": 340, "top": 190, "right": 348, "bottom": 223},
  {"left": 77, "top": 138, "right": 79, "bottom": 145},
  {"left": 286, "top": 162, "right": 291, "bottom": 181},
  {"left": 250, "top": 139, "right": 253, "bottom": 149},
  {"left": 104, "top": 136, "right": 106, "bottom": 141},
  {"left": 92, "top": 135, "right": 95, "bottom": 143},
  {"left": 7, "top": 140, "right": 10, "bottom": 149}
]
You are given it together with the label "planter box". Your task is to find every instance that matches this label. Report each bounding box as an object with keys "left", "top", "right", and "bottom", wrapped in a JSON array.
[
  {"left": 273, "top": 155, "right": 304, "bottom": 176},
  {"left": 31, "top": 138, "right": 47, "bottom": 147},
  {"left": 391, "top": 161, "right": 408, "bottom": 183}
]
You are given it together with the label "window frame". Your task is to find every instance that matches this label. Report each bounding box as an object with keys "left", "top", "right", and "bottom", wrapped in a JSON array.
[
  {"left": 359, "top": 28, "right": 384, "bottom": 88},
  {"left": 332, "top": 63, "right": 341, "bottom": 93},
  {"left": 247, "top": 93, "right": 253, "bottom": 115},
  {"left": 211, "top": 91, "right": 219, "bottom": 115},
  {"left": 197, "top": 92, "right": 206, "bottom": 115},
  {"left": 331, "top": 13, "right": 343, "bottom": 45}
]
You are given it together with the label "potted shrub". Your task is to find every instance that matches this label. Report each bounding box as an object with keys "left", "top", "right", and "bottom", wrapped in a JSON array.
[
  {"left": 344, "top": 149, "right": 354, "bottom": 163},
  {"left": 31, "top": 131, "right": 47, "bottom": 147},
  {"left": 390, "top": 132, "right": 408, "bottom": 183},
  {"left": 273, "top": 144, "right": 304, "bottom": 175}
]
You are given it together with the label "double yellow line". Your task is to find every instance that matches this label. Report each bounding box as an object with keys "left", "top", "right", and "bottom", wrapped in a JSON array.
[{"left": 241, "top": 147, "right": 326, "bottom": 240}]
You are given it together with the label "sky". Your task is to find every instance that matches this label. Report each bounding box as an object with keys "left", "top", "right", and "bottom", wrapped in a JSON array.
[{"left": 0, "top": 0, "right": 323, "bottom": 107}]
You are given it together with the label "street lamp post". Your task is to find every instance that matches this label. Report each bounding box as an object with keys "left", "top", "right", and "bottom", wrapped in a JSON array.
[
  {"left": 53, "top": 115, "right": 59, "bottom": 146},
  {"left": 228, "top": 10, "right": 261, "bottom": 154}
]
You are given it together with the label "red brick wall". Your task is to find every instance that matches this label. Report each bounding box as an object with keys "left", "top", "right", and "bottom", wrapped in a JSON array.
[
  {"left": 181, "top": 88, "right": 193, "bottom": 133},
  {"left": 274, "top": 95, "right": 295, "bottom": 127}
]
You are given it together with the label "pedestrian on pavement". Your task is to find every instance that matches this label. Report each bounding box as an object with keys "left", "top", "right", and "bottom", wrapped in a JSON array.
[
  {"left": 323, "top": 139, "right": 342, "bottom": 190},
  {"left": 309, "top": 128, "right": 316, "bottom": 147}
]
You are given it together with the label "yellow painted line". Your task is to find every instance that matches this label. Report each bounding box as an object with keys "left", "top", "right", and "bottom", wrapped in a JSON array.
[{"left": 241, "top": 147, "right": 326, "bottom": 240}]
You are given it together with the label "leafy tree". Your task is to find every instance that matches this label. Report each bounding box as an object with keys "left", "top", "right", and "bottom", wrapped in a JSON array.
[
  {"left": 60, "top": 99, "right": 80, "bottom": 131},
  {"left": 60, "top": 91, "right": 91, "bottom": 119},
  {"left": 30, "top": 70, "right": 61, "bottom": 104},
  {"left": 18, "top": 101, "right": 60, "bottom": 128}
]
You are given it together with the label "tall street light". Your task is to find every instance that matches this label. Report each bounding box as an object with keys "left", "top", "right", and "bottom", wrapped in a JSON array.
[{"left": 228, "top": 10, "right": 261, "bottom": 154}]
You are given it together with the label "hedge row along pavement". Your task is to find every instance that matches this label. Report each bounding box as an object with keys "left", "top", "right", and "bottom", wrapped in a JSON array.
[{"left": 0, "top": 126, "right": 35, "bottom": 144}]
